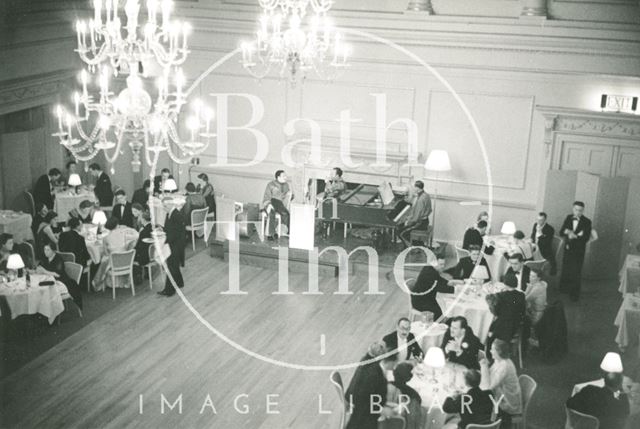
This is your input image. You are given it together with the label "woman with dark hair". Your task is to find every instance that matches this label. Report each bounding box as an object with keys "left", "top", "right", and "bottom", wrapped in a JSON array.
[
  {"left": 509, "top": 230, "right": 535, "bottom": 261},
  {"left": 37, "top": 211, "right": 59, "bottom": 261},
  {"left": 385, "top": 361, "right": 423, "bottom": 429},
  {"left": 182, "top": 182, "right": 206, "bottom": 219},
  {"left": 36, "top": 241, "right": 83, "bottom": 310},
  {"left": 0, "top": 233, "right": 14, "bottom": 272},
  {"left": 91, "top": 216, "right": 139, "bottom": 290},
  {"left": 197, "top": 173, "right": 216, "bottom": 219}
]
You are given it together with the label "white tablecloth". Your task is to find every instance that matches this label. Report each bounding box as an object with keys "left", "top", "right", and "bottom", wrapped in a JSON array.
[
  {"left": 0, "top": 211, "right": 33, "bottom": 243},
  {"left": 411, "top": 322, "right": 449, "bottom": 352},
  {"left": 484, "top": 235, "right": 543, "bottom": 280},
  {"left": 619, "top": 254, "right": 640, "bottom": 295},
  {"left": 614, "top": 293, "right": 640, "bottom": 352},
  {"left": 572, "top": 377, "right": 640, "bottom": 428},
  {"left": 437, "top": 291, "right": 493, "bottom": 343},
  {"left": 54, "top": 190, "right": 96, "bottom": 221},
  {"left": 0, "top": 275, "right": 66, "bottom": 324}
]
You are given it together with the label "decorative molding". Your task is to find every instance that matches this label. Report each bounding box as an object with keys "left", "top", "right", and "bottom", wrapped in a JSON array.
[
  {"left": 520, "top": 0, "right": 548, "bottom": 17},
  {"left": 406, "top": 0, "right": 434, "bottom": 14},
  {"left": 537, "top": 106, "right": 640, "bottom": 140},
  {"left": 0, "top": 71, "right": 74, "bottom": 115}
]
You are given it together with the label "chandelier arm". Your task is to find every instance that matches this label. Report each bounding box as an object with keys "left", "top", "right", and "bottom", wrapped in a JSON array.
[
  {"left": 259, "top": 0, "right": 282, "bottom": 11},
  {"left": 101, "top": 124, "right": 126, "bottom": 164}
]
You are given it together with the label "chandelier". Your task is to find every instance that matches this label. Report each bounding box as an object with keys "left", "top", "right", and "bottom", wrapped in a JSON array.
[
  {"left": 53, "top": 0, "right": 213, "bottom": 171},
  {"left": 241, "top": 0, "right": 349, "bottom": 84}
]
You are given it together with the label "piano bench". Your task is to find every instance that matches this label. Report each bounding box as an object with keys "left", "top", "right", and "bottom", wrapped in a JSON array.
[{"left": 410, "top": 227, "right": 433, "bottom": 247}]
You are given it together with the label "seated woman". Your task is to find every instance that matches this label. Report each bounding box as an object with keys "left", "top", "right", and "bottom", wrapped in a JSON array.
[
  {"left": 91, "top": 217, "right": 139, "bottom": 291},
  {"left": 68, "top": 199, "right": 95, "bottom": 224},
  {"left": 0, "top": 233, "right": 14, "bottom": 272},
  {"left": 197, "top": 173, "right": 216, "bottom": 219},
  {"left": 525, "top": 268, "right": 547, "bottom": 326},
  {"left": 447, "top": 245, "right": 492, "bottom": 283},
  {"left": 36, "top": 241, "right": 83, "bottom": 310},
  {"left": 36, "top": 211, "right": 59, "bottom": 261},
  {"left": 131, "top": 202, "right": 145, "bottom": 231},
  {"left": 506, "top": 230, "right": 535, "bottom": 261},
  {"left": 181, "top": 182, "right": 206, "bottom": 220},
  {"left": 385, "top": 361, "right": 423, "bottom": 429}
]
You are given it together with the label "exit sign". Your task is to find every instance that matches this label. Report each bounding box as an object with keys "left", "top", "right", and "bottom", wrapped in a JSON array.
[{"left": 601, "top": 94, "right": 638, "bottom": 113}]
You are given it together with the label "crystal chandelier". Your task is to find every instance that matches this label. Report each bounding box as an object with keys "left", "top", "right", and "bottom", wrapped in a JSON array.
[
  {"left": 53, "top": 0, "right": 214, "bottom": 171},
  {"left": 241, "top": 0, "right": 349, "bottom": 84}
]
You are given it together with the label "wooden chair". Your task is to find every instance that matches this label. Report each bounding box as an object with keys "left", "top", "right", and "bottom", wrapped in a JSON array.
[
  {"left": 58, "top": 252, "right": 76, "bottom": 264},
  {"left": 377, "top": 416, "right": 406, "bottom": 429},
  {"left": 329, "top": 371, "right": 347, "bottom": 429},
  {"left": 511, "top": 330, "right": 524, "bottom": 370},
  {"left": 565, "top": 407, "right": 599, "bottom": 429},
  {"left": 512, "top": 374, "right": 537, "bottom": 429},
  {"left": 142, "top": 245, "right": 160, "bottom": 290},
  {"left": 552, "top": 236, "right": 564, "bottom": 271},
  {"left": 108, "top": 250, "right": 136, "bottom": 300},
  {"left": 59, "top": 261, "right": 84, "bottom": 323},
  {"left": 25, "top": 191, "right": 35, "bottom": 215},
  {"left": 467, "top": 420, "right": 502, "bottom": 429},
  {"left": 16, "top": 241, "right": 36, "bottom": 269},
  {"left": 404, "top": 278, "right": 437, "bottom": 322},
  {"left": 525, "top": 259, "right": 548, "bottom": 274},
  {"left": 455, "top": 247, "right": 470, "bottom": 265},
  {"left": 186, "top": 207, "right": 209, "bottom": 251}
]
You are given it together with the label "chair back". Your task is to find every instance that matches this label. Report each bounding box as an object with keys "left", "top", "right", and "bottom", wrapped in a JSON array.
[
  {"left": 147, "top": 245, "right": 157, "bottom": 265},
  {"left": 455, "top": 246, "right": 470, "bottom": 263},
  {"left": 377, "top": 416, "right": 405, "bottom": 429},
  {"left": 518, "top": 374, "right": 537, "bottom": 419},
  {"left": 15, "top": 242, "right": 36, "bottom": 269},
  {"left": 58, "top": 252, "right": 76, "bottom": 264},
  {"left": 552, "top": 236, "right": 564, "bottom": 267},
  {"left": 64, "top": 261, "right": 83, "bottom": 285},
  {"left": 565, "top": 407, "right": 599, "bottom": 429},
  {"left": 25, "top": 191, "right": 35, "bottom": 215},
  {"left": 467, "top": 420, "right": 502, "bottom": 429},
  {"left": 109, "top": 250, "right": 136, "bottom": 275},
  {"left": 626, "top": 267, "right": 640, "bottom": 294},
  {"left": 525, "top": 259, "right": 548, "bottom": 273},
  {"left": 329, "top": 371, "right": 346, "bottom": 429},
  {"left": 191, "top": 207, "right": 209, "bottom": 228}
]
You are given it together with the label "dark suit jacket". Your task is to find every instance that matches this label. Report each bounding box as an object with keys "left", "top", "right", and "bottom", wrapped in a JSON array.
[
  {"left": 135, "top": 223, "right": 153, "bottom": 266},
  {"left": 113, "top": 202, "right": 134, "bottom": 228},
  {"left": 164, "top": 208, "right": 186, "bottom": 259},
  {"left": 567, "top": 385, "right": 630, "bottom": 429},
  {"left": 447, "top": 256, "right": 492, "bottom": 281},
  {"left": 440, "top": 327, "right": 483, "bottom": 370},
  {"left": 33, "top": 174, "right": 54, "bottom": 210},
  {"left": 489, "top": 289, "right": 526, "bottom": 341},
  {"left": 443, "top": 387, "right": 494, "bottom": 429},
  {"left": 501, "top": 266, "right": 531, "bottom": 292},
  {"left": 531, "top": 222, "right": 555, "bottom": 260},
  {"left": 345, "top": 363, "right": 387, "bottom": 429},
  {"left": 59, "top": 230, "right": 91, "bottom": 267},
  {"left": 153, "top": 174, "right": 174, "bottom": 195},
  {"left": 560, "top": 214, "right": 592, "bottom": 255},
  {"left": 132, "top": 188, "right": 149, "bottom": 209},
  {"left": 462, "top": 228, "right": 494, "bottom": 255},
  {"left": 411, "top": 266, "right": 454, "bottom": 320},
  {"left": 382, "top": 331, "right": 423, "bottom": 360},
  {"left": 68, "top": 208, "right": 93, "bottom": 224},
  {"left": 94, "top": 172, "right": 114, "bottom": 207}
]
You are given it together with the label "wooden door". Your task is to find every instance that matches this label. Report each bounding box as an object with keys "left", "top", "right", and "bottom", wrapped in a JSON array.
[
  {"left": 0, "top": 131, "right": 32, "bottom": 208},
  {"left": 559, "top": 141, "right": 614, "bottom": 176}
]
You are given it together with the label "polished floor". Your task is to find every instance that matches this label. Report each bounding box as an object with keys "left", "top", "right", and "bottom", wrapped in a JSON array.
[{"left": 0, "top": 250, "right": 636, "bottom": 428}]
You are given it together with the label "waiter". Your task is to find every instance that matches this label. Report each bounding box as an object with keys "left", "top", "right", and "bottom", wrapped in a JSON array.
[
  {"left": 158, "top": 198, "right": 186, "bottom": 297},
  {"left": 559, "top": 201, "right": 592, "bottom": 301},
  {"left": 396, "top": 180, "right": 431, "bottom": 248}
]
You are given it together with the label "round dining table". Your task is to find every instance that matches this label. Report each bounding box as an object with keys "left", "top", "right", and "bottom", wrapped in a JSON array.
[
  {"left": 0, "top": 210, "right": 33, "bottom": 243},
  {"left": 437, "top": 287, "right": 496, "bottom": 344},
  {"left": 0, "top": 274, "right": 66, "bottom": 324},
  {"left": 54, "top": 189, "right": 96, "bottom": 222}
]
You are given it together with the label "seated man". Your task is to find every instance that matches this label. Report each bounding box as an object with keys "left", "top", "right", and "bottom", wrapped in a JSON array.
[
  {"left": 132, "top": 179, "right": 151, "bottom": 209},
  {"left": 443, "top": 369, "right": 494, "bottom": 429},
  {"left": 462, "top": 220, "right": 495, "bottom": 255},
  {"left": 181, "top": 182, "right": 206, "bottom": 220},
  {"left": 317, "top": 167, "right": 346, "bottom": 201},
  {"left": 262, "top": 170, "right": 293, "bottom": 239},
  {"left": 531, "top": 211, "right": 556, "bottom": 273},
  {"left": 153, "top": 168, "right": 173, "bottom": 195},
  {"left": 485, "top": 276, "right": 526, "bottom": 360},
  {"left": 396, "top": 180, "right": 431, "bottom": 248},
  {"left": 410, "top": 259, "right": 454, "bottom": 320},
  {"left": 447, "top": 244, "right": 492, "bottom": 282},
  {"left": 501, "top": 253, "right": 531, "bottom": 292},
  {"left": 566, "top": 372, "right": 630, "bottom": 429},
  {"left": 68, "top": 199, "right": 95, "bottom": 224},
  {"left": 59, "top": 217, "right": 91, "bottom": 268},
  {"left": 112, "top": 189, "right": 134, "bottom": 228},
  {"left": 382, "top": 317, "right": 423, "bottom": 361},
  {"left": 441, "top": 316, "right": 483, "bottom": 370}
]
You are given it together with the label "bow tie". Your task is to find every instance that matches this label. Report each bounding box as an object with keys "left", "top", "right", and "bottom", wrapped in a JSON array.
[
  {"left": 573, "top": 217, "right": 580, "bottom": 221},
  {"left": 514, "top": 271, "right": 520, "bottom": 275}
]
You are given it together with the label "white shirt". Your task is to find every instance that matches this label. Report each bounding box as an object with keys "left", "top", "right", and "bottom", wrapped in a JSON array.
[
  {"left": 515, "top": 270, "right": 523, "bottom": 290},
  {"left": 572, "top": 217, "right": 579, "bottom": 231},
  {"left": 397, "top": 333, "right": 409, "bottom": 360}
]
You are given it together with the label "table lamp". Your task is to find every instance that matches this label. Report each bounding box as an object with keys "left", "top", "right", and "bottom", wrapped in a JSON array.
[
  {"left": 600, "top": 352, "right": 623, "bottom": 373},
  {"left": 424, "top": 150, "right": 451, "bottom": 239},
  {"left": 162, "top": 178, "right": 178, "bottom": 193},
  {"left": 424, "top": 346, "right": 445, "bottom": 384},
  {"left": 92, "top": 210, "right": 107, "bottom": 234},
  {"left": 68, "top": 173, "right": 82, "bottom": 194},
  {"left": 470, "top": 265, "right": 490, "bottom": 285},
  {"left": 500, "top": 221, "right": 516, "bottom": 236},
  {"left": 7, "top": 254, "right": 25, "bottom": 279}
]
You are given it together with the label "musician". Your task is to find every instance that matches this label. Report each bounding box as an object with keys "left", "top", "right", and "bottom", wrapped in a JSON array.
[
  {"left": 262, "top": 170, "right": 293, "bottom": 239},
  {"left": 318, "top": 167, "right": 346, "bottom": 201},
  {"left": 396, "top": 180, "right": 432, "bottom": 248}
]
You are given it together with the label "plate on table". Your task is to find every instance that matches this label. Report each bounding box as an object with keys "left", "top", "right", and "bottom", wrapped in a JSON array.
[{"left": 142, "top": 238, "right": 156, "bottom": 244}]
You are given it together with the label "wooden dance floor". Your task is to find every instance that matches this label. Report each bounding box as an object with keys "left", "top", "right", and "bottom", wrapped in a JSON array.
[{"left": 0, "top": 251, "right": 409, "bottom": 428}]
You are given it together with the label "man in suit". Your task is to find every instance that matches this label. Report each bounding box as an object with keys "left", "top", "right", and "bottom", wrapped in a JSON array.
[
  {"left": 88, "top": 163, "right": 114, "bottom": 208},
  {"left": 441, "top": 316, "right": 483, "bottom": 370},
  {"left": 158, "top": 198, "right": 186, "bottom": 297},
  {"left": 262, "top": 170, "right": 293, "bottom": 239},
  {"left": 462, "top": 220, "right": 495, "bottom": 255},
  {"left": 133, "top": 211, "right": 153, "bottom": 284},
  {"left": 486, "top": 278, "right": 526, "bottom": 361},
  {"left": 410, "top": 260, "right": 454, "bottom": 320},
  {"left": 443, "top": 369, "right": 494, "bottom": 428},
  {"left": 132, "top": 179, "right": 151, "bottom": 209},
  {"left": 112, "top": 189, "right": 134, "bottom": 228},
  {"left": 59, "top": 217, "right": 91, "bottom": 267},
  {"left": 345, "top": 351, "right": 398, "bottom": 429},
  {"left": 531, "top": 211, "right": 556, "bottom": 274},
  {"left": 382, "top": 317, "right": 423, "bottom": 361},
  {"left": 566, "top": 372, "right": 630, "bottom": 429},
  {"left": 559, "top": 201, "right": 592, "bottom": 301},
  {"left": 396, "top": 180, "right": 432, "bottom": 248},
  {"left": 501, "top": 253, "right": 531, "bottom": 292},
  {"left": 33, "top": 168, "right": 61, "bottom": 210},
  {"left": 447, "top": 245, "right": 492, "bottom": 281},
  {"left": 68, "top": 199, "right": 95, "bottom": 224},
  {"left": 153, "top": 168, "right": 173, "bottom": 195}
]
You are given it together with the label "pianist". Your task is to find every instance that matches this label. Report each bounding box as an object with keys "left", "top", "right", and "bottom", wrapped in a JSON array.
[
  {"left": 318, "top": 167, "right": 346, "bottom": 201},
  {"left": 396, "top": 180, "right": 432, "bottom": 248},
  {"left": 262, "top": 170, "right": 293, "bottom": 239}
]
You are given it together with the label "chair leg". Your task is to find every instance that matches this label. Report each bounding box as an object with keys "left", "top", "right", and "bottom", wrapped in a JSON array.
[
  {"left": 112, "top": 274, "right": 116, "bottom": 300},
  {"left": 148, "top": 266, "right": 153, "bottom": 290},
  {"left": 192, "top": 230, "right": 196, "bottom": 252},
  {"left": 86, "top": 265, "right": 91, "bottom": 292},
  {"left": 130, "top": 273, "right": 135, "bottom": 297}
]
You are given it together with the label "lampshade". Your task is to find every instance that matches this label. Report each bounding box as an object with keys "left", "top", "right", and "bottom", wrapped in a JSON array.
[
  {"left": 424, "top": 150, "right": 451, "bottom": 172},
  {"left": 424, "top": 347, "right": 445, "bottom": 368},
  {"left": 600, "top": 352, "right": 623, "bottom": 373},
  {"left": 6, "top": 254, "right": 25, "bottom": 270},
  {"left": 471, "top": 265, "right": 490, "bottom": 280},
  {"left": 67, "top": 173, "right": 82, "bottom": 187},
  {"left": 162, "top": 178, "right": 178, "bottom": 192},
  {"left": 92, "top": 210, "right": 107, "bottom": 226},
  {"left": 501, "top": 221, "right": 517, "bottom": 235}
]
